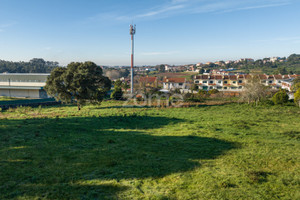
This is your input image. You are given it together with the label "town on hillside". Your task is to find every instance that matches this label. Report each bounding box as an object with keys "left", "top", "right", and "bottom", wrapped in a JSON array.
[{"left": 0, "top": 54, "right": 300, "bottom": 100}]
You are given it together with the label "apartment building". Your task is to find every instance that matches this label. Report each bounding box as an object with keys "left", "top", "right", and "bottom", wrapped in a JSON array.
[{"left": 194, "top": 74, "right": 299, "bottom": 92}]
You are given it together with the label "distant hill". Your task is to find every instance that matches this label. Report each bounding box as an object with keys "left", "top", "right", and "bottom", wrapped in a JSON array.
[{"left": 0, "top": 58, "right": 59, "bottom": 73}]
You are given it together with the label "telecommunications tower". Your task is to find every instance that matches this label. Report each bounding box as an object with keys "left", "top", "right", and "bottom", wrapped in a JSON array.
[{"left": 130, "top": 24, "right": 136, "bottom": 94}]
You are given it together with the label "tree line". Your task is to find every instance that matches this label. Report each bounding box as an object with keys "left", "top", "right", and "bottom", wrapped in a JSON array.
[
  {"left": 0, "top": 58, "right": 59, "bottom": 73},
  {"left": 203, "top": 54, "right": 300, "bottom": 75}
]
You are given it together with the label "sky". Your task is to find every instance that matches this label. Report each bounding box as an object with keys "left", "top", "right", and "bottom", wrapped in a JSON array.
[{"left": 0, "top": 0, "right": 300, "bottom": 66}]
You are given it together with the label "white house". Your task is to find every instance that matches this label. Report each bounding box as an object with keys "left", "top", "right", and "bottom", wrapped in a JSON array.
[{"left": 163, "top": 77, "right": 187, "bottom": 91}]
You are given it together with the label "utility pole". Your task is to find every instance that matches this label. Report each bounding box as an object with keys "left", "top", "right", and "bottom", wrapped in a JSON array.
[{"left": 130, "top": 24, "right": 136, "bottom": 94}]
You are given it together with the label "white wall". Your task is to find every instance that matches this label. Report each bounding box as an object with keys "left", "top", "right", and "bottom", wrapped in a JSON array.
[
  {"left": 0, "top": 81, "right": 45, "bottom": 87},
  {"left": 0, "top": 89, "right": 40, "bottom": 98}
]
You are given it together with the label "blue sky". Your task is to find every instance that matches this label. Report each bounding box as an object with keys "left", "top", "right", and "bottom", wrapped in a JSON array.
[{"left": 0, "top": 0, "right": 299, "bottom": 66}]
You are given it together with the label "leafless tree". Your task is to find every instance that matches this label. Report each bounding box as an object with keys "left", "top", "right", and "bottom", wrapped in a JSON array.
[{"left": 240, "top": 75, "right": 270, "bottom": 106}]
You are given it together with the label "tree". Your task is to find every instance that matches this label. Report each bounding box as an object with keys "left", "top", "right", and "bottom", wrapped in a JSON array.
[
  {"left": 45, "top": 62, "right": 111, "bottom": 110},
  {"left": 272, "top": 89, "right": 289, "bottom": 105},
  {"left": 191, "top": 84, "right": 198, "bottom": 92},
  {"left": 292, "top": 77, "right": 300, "bottom": 91},
  {"left": 240, "top": 76, "right": 270, "bottom": 106},
  {"left": 122, "top": 82, "right": 130, "bottom": 90},
  {"left": 199, "top": 68, "right": 205, "bottom": 74},
  {"left": 114, "top": 79, "right": 123, "bottom": 88},
  {"left": 294, "top": 88, "right": 300, "bottom": 107},
  {"left": 111, "top": 79, "right": 124, "bottom": 100},
  {"left": 288, "top": 54, "right": 300, "bottom": 63},
  {"left": 105, "top": 70, "right": 122, "bottom": 80},
  {"left": 111, "top": 87, "right": 123, "bottom": 100},
  {"left": 158, "top": 65, "right": 165, "bottom": 73}
]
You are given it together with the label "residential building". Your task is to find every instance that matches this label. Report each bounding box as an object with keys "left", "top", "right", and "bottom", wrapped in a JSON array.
[
  {"left": 163, "top": 77, "right": 187, "bottom": 90},
  {"left": 139, "top": 76, "right": 158, "bottom": 88},
  {"left": 194, "top": 74, "right": 299, "bottom": 92}
]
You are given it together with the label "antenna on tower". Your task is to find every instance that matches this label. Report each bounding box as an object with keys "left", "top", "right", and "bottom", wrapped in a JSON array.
[{"left": 130, "top": 24, "right": 136, "bottom": 94}]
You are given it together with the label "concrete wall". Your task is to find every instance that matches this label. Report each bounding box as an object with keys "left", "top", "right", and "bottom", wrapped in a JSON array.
[
  {"left": 0, "top": 81, "right": 45, "bottom": 87},
  {"left": 0, "top": 89, "right": 40, "bottom": 98}
]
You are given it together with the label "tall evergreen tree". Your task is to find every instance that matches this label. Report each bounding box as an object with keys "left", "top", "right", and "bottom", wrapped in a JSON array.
[{"left": 45, "top": 61, "right": 111, "bottom": 110}]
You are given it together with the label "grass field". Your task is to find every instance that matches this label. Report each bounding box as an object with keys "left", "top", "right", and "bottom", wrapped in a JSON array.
[
  {"left": 0, "top": 96, "right": 18, "bottom": 101},
  {"left": 0, "top": 101, "right": 299, "bottom": 199}
]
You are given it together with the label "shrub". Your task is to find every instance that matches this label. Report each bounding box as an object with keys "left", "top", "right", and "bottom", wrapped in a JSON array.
[
  {"left": 294, "top": 88, "right": 300, "bottom": 107},
  {"left": 260, "top": 99, "right": 274, "bottom": 106},
  {"left": 198, "top": 89, "right": 208, "bottom": 97},
  {"left": 184, "top": 93, "right": 204, "bottom": 102},
  {"left": 272, "top": 89, "right": 289, "bottom": 105},
  {"left": 111, "top": 87, "right": 123, "bottom": 100},
  {"left": 208, "top": 89, "right": 219, "bottom": 95},
  {"left": 173, "top": 88, "right": 181, "bottom": 94}
]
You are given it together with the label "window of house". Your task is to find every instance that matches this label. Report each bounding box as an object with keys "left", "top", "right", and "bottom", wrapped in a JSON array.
[
  {"left": 179, "top": 83, "right": 183, "bottom": 86},
  {"left": 203, "top": 81, "right": 207, "bottom": 83},
  {"left": 233, "top": 81, "right": 236, "bottom": 84},
  {"left": 269, "top": 81, "right": 273, "bottom": 84},
  {"left": 224, "top": 81, "right": 228, "bottom": 84},
  {"left": 218, "top": 81, "right": 222, "bottom": 84},
  {"left": 239, "top": 86, "right": 243, "bottom": 89},
  {"left": 195, "top": 81, "right": 199, "bottom": 84},
  {"left": 224, "top": 87, "right": 227, "bottom": 90},
  {"left": 209, "top": 86, "right": 213, "bottom": 89},
  {"left": 239, "top": 80, "right": 243, "bottom": 83},
  {"left": 209, "top": 81, "right": 214, "bottom": 84}
]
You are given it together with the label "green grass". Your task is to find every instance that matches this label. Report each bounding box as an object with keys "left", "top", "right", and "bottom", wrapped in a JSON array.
[
  {"left": 0, "top": 96, "right": 18, "bottom": 101},
  {"left": 0, "top": 101, "right": 299, "bottom": 199}
]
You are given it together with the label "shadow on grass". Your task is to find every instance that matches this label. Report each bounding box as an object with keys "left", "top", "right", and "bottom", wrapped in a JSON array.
[{"left": 0, "top": 116, "right": 236, "bottom": 199}]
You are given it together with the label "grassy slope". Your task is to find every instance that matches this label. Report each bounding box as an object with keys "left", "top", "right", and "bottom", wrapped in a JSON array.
[{"left": 0, "top": 101, "right": 299, "bottom": 199}]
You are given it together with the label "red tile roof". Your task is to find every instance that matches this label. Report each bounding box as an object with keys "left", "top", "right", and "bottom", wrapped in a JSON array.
[
  {"left": 229, "top": 75, "right": 237, "bottom": 80},
  {"left": 274, "top": 75, "right": 283, "bottom": 79},
  {"left": 214, "top": 75, "right": 223, "bottom": 80},
  {"left": 282, "top": 75, "right": 290, "bottom": 79},
  {"left": 259, "top": 75, "right": 268, "bottom": 80},
  {"left": 244, "top": 75, "right": 252, "bottom": 79},
  {"left": 139, "top": 76, "right": 157, "bottom": 83},
  {"left": 163, "top": 77, "right": 186, "bottom": 83}
]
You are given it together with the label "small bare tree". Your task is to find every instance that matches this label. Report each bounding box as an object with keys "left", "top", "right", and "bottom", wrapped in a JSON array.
[{"left": 240, "top": 75, "right": 270, "bottom": 106}]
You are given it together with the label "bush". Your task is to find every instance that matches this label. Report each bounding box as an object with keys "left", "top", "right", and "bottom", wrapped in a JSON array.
[
  {"left": 198, "top": 89, "right": 208, "bottom": 96},
  {"left": 260, "top": 99, "right": 274, "bottom": 106},
  {"left": 208, "top": 89, "right": 219, "bottom": 95},
  {"left": 272, "top": 90, "right": 289, "bottom": 105},
  {"left": 111, "top": 87, "right": 123, "bottom": 100},
  {"left": 173, "top": 88, "right": 181, "bottom": 94},
  {"left": 294, "top": 88, "right": 300, "bottom": 107},
  {"left": 184, "top": 93, "right": 204, "bottom": 102}
]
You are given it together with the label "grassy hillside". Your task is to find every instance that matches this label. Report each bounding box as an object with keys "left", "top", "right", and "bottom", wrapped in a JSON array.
[{"left": 0, "top": 101, "right": 299, "bottom": 199}]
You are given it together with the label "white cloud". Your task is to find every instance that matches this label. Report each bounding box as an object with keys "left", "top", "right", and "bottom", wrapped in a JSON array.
[
  {"left": 136, "top": 5, "right": 185, "bottom": 18},
  {"left": 220, "top": 2, "right": 291, "bottom": 13},
  {"left": 87, "top": 0, "right": 293, "bottom": 23}
]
